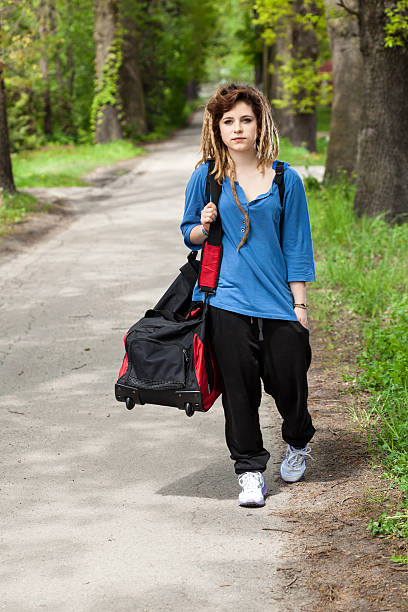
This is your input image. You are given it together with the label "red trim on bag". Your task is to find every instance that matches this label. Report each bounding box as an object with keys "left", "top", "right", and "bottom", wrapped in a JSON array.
[
  {"left": 118, "top": 332, "right": 130, "bottom": 378},
  {"left": 193, "top": 334, "right": 221, "bottom": 411},
  {"left": 186, "top": 307, "right": 202, "bottom": 320},
  {"left": 199, "top": 244, "right": 221, "bottom": 289}
]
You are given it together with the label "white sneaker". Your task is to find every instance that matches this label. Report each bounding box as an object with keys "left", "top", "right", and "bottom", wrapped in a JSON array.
[
  {"left": 280, "top": 444, "right": 313, "bottom": 483},
  {"left": 238, "top": 471, "right": 267, "bottom": 507}
]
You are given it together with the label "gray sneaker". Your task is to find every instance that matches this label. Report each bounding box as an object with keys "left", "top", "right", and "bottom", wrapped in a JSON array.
[{"left": 280, "top": 444, "right": 313, "bottom": 483}]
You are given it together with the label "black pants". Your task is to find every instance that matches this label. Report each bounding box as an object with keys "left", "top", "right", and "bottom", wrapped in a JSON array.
[{"left": 208, "top": 305, "right": 315, "bottom": 474}]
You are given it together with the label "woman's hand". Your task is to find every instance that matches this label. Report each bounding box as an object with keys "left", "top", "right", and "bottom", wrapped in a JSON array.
[
  {"left": 201, "top": 202, "right": 218, "bottom": 233},
  {"left": 294, "top": 308, "right": 308, "bottom": 329},
  {"left": 289, "top": 281, "right": 308, "bottom": 329},
  {"left": 294, "top": 306, "right": 308, "bottom": 329}
]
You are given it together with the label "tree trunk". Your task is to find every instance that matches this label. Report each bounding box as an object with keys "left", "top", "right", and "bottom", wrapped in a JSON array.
[
  {"left": 269, "top": 32, "right": 294, "bottom": 139},
  {"left": 254, "top": 50, "right": 263, "bottom": 90},
  {"left": 55, "top": 53, "right": 76, "bottom": 137},
  {"left": 324, "top": 0, "right": 362, "bottom": 180},
  {"left": 292, "top": 113, "right": 317, "bottom": 151},
  {"left": 290, "top": 0, "right": 320, "bottom": 152},
  {"left": 354, "top": 1, "right": 408, "bottom": 221},
  {"left": 0, "top": 66, "right": 16, "bottom": 194},
  {"left": 262, "top": 40, "right": 274, "bottom": 98},
  {"left": 39, "top": 0, "right": 53, "bottom": 136},
  {"left": 93, "top": 0, "right": 123, "bottom": 143},
  {"left": 118, "top": 15, "right": 147, "bottom": 137},
  {"left": 184, "top": 79, "right": 199, "bottom": 102}
]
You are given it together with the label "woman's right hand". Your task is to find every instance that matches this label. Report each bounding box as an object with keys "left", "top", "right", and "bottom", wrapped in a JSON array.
[{"left": 201, "top": 202, "right": 218, "bottom": 233}]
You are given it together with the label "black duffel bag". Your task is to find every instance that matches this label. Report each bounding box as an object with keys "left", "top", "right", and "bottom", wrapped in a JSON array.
[{"left": 115, "top": 161, "right": 223, "bottom": 417}]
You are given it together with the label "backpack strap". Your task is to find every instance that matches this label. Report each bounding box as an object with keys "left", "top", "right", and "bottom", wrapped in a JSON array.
[
  {"left": 198, "top": 160, "right": 223, "bottom": 295},
  {"left": 274, "top": 161, "right": 285, "bottom": 206}
]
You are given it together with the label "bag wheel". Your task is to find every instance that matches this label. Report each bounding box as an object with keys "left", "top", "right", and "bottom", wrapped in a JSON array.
[
  {"left": 126, "top": 397, "right": 135, "bottom": 410},
  {"left": 184, "top": 402, "right": 194, "bottom": 417}
]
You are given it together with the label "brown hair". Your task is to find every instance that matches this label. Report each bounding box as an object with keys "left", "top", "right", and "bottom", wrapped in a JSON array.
[{"left": 197, "top": 83, "right": 279, "bottom": 250}]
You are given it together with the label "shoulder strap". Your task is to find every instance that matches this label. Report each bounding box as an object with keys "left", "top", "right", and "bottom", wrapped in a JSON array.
[
  {"left": 198, "top": 160, "right": 223, "bottom": 295},
  {"left": 205, "top": 160, "right": 222, "bottom": 209},
  {"left": 205, "top": 160, "right": 222, "bottom": 246},
  {"left": 274, "top": 160, "right": 285, "bottom": 206}
]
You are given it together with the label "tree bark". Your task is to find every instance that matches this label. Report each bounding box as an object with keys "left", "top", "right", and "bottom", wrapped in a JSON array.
[
  {"left": 292, "top": 113, "right": 317, "bottom": 151},
  {"left": 93, "top": 0, "right": 123, "bottom": 143},
  {"left": 324, "top": 0, "right": 362, "bottom": 180},
  {"left": 0, "top": 66, "right": 16, "bottom": 193},
  {"left": 290, "top": 0, "right": 320, "bottom": 152},
  {"left": 354, "top": 1, "right": 408, "bottom": 221},
  {"left": 118, "top": 15, "right": 147, "bottom": 137},
  {"left": 262, "top": 40, "right": 274, "bottom": 98},
  {"left": 269, "top": 32, "right": 294, "bottom": 139},
  {"left": 184, "top": 79, "right": 199, "bottom": 102}
]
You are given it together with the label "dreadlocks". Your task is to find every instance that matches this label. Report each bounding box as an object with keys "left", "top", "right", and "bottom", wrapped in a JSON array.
[{"left": 197, "top": 84, "right": 279, "bottom": 251}]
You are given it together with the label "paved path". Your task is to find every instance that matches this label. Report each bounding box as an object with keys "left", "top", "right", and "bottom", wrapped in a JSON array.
[{"left": 1, "top": 115, "right": 298, "bottom": 611}]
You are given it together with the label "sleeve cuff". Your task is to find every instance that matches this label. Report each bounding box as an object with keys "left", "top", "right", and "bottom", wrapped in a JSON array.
[
  {"left": 183, "top": 223, "right": 203, "bottom": 251},
  {"left": 287, "top": 273, "right": 316, "bottom": 282}
]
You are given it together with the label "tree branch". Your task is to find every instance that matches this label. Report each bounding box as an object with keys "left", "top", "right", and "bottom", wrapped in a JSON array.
[{"left": 336, "top": 0, "right": 359, "bottom": 19}]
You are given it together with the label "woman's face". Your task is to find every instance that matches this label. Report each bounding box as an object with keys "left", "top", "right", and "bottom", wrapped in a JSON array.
[{"left": 219, "top": 101, "right": 258, "bottom": 154}]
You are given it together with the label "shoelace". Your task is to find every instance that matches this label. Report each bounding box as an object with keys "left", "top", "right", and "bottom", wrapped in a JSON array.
[
  {"left": 238, "top": 472, "right": 262, "bottom": 492},
  {"left": 287, "top": 445, "right": 314, "bottom": 468}
]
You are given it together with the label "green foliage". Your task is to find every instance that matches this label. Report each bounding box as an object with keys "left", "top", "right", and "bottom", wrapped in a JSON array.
[
  {"left": 279, "top": 136, "right": 327, "bottom": 165},
  {"left": 204, "top": 0, "right": 255, "bottom": 83},
  {"left": 360, "top": 299, "right": 408, "bottom": 389},
  {"left": 136, "top": 0, "right": 218, "bottom": 133},
  {"left": 0, "top": 191, "right": 40, "bottom": 234},
  {"left": 306, "top": 178, "right": 408, "bottom": 549},
  {"left": 254, "top": 0, "right": 331, "bottom": 113},
  {"left": 254, "top": 0, "right": 327, "bottom": 46},
  {"left": 273, "top": 56, "right": 330, "bottom": 113},
  {"left": 12, "top": 140, "right": 145, "bottom": 188},
  {"left": 4, "top": 0, "right": 218, "bottom": 150},
  {"left": 6, "top": 91, "right": 46, "bottom": 151},
  {"left": 368, "top": 507, "right": 408, "bottom": 540},
  {"left": 3, "top": 0, "right": 95, "bottom": 150},
  {"left": 384, "top": 0, "right": 408, "bottom": 48},
  {"left": 1, "top": 1, "right": 44, "bottom": 150},
  {"left": 390, "top": 550, "right": 408, "bottom": 566}
]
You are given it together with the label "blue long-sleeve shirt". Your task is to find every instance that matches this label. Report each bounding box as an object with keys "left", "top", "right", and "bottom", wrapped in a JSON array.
[{"left": 180, "top": 160, "right": 316, "bottom": 321}]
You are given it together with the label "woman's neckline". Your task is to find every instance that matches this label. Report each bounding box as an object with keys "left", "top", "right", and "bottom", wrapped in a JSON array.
[{"left": 227, "top": 164, "right": 278, "bottom": 204}]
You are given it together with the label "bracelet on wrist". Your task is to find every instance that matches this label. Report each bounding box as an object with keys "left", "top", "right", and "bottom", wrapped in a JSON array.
[
  {"left": 201, "top": 225, "right": 208, "bottom": 237},
  {"left": 294, "top": 303, "right": 307, "bottom": 309}
]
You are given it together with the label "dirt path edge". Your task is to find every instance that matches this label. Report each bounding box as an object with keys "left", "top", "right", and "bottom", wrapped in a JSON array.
[{"left": 279, "top": 320, "right": 408, "bottom": 610}]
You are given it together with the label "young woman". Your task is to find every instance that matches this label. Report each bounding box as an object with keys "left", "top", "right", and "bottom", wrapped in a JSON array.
[{"left": 180, "top": 84, "right": 316, "bottom": 507}]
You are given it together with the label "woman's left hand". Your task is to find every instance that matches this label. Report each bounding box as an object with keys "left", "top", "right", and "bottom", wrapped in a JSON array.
[{"left": 294, "top": 306, "right": 308, "bottom": 329}]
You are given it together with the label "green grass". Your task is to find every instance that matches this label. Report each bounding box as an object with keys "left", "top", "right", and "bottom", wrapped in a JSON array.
[
  {"left": 278, "top": 105, "right": 330, "bottom": 166},
  {"left": 0, "top": 191, "right": 43, "bottom": 235},
  {"left": 12, "top": 139, "right": 146, "bottom": 188},
  {"left": 306, "top": 177, "right": 408, "bottom": 555},
  {"left": 317, "top": 105, "right": 331, "bottom": 133},
  {"left": 280, "top": 136, "right": 327, "bottom": 167}
]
